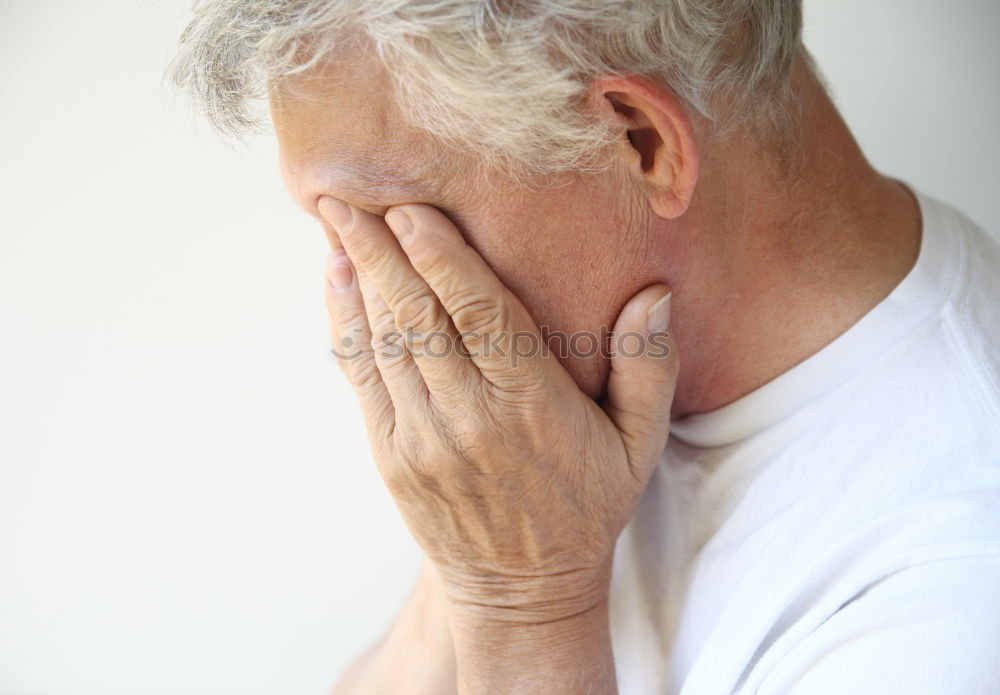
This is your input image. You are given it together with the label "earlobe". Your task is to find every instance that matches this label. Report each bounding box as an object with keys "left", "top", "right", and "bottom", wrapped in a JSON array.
[{"left": 591, "top": 76, "right": 700, "bottom": 220}]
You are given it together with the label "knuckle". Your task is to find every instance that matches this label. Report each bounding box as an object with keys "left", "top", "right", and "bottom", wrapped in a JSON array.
[
  {"left": 364, "top": 300, "right": 397, "bottom": 335},
  {"left": 385, "top": 439, "right": 438, "bottom": 492},
  {"left": 368, "top": 304, "right": 397, "bottom": 336},
  {"left": 451, "top": 291, "right": 506, "bottom": 335},
  {"left": 371, "top": 407, "right": 396, "bottom": 443},
  {"left": 428, "top": 378, "right": 477, "bottom": 412},
  {"left": 403, "top": 456, "right": 439, "bottom": 491},
  {"left": 448, "top": 409, "right": 496, "bottom": 460},
  {"left": 393, "top": 286, "right": 445, "bottom": 334},
  {"left": 457, "top": 424, "right": 492, "bottom": 457},
  {"left": 380, "top": 462, "right": 410, "bottom": 496},
  {"left": 486, "top": 375, "right": 550, "bottom": 403},
  {"left": 370, "top": 325, "right": 392, "bottom": 348},
  {"left": 336, "top": 305, "right": 368, "bottom": 333},
  {"left": 371, "top": 330, "right": 408, "bottom": 368},
  {"left": 350, "top": 357, "right": 382, "bottom": 392},
  {"left": 412, "top": 243, "right": 452, "bottom": 278},
  {"left": 368, "top": 311, "right": 395, "bottom": 341},
  {"left": 355, "top": 241, "right": 392, "bottom": 275}
]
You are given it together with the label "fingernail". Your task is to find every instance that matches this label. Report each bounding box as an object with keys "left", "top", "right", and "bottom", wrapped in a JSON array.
[
  {"left": 325, "top": 250, "right": 354, "bottom": 291},
  {"left": 646, "top": 291, "right": 672, "bottom": 334},
  {"left": 385, "top": 210, "right": 413, "bottom": 238},
  {"left": 319, "top": 197, "right": 354, "bottom": 233}
]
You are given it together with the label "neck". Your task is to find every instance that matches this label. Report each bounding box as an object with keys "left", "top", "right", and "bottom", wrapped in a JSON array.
[{"left": 664, "top": 61, "right": 921, "bottom": 419}]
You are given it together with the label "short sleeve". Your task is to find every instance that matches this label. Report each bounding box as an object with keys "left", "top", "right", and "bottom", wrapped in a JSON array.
[{"left": 756, "top": 554, "right": 1000, "bottom": 695}]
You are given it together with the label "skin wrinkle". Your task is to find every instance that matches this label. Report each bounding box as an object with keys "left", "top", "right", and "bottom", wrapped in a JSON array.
[
  {"left": 163, "top": 5, "right": 932, "bottom": 690},
  {"left": 264, "top": 27, "right": 921, "bottom": 693},
  {"left": 276, "top": 47, "right": 920, "bottom": 416},
  {"left": 275, "top": 62, "right": 653, "bottom": 389},
  {"left": 319, "top": 166, "right": 431, "bottom": 214}
]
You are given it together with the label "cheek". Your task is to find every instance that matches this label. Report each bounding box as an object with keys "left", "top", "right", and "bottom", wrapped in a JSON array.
[
  {"left": 512, "top": 199, "right": 643, "bottom": 328},
  {"left": 458, "top": 191, "right": 648, "bottom": 399}
]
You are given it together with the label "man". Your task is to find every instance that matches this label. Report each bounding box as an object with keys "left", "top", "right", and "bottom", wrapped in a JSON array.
[{"left": 172, "top": 1, "right": 1000, "bottom": 693}]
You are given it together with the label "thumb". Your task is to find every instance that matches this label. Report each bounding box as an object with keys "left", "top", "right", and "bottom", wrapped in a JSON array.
[{"left": 602, "top": 284, "right": 679, "bottom": 470}]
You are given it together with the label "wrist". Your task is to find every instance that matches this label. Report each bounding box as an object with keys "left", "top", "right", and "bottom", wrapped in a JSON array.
[
  {"left": 448, "top": 597, "right": 616, "bottom": 694},
  {"left": 437, "top": 559, "right": 614, "bottom": 626}
]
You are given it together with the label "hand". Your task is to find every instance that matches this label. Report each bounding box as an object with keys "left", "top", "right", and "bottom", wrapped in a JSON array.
[{"left": 319, "top": 197, "right": 678, "bottom": 624}]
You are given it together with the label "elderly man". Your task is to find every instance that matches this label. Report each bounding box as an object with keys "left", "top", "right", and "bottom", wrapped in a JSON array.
[{"left": 172, "top": 1, "right": 1000, "bottom": 693}]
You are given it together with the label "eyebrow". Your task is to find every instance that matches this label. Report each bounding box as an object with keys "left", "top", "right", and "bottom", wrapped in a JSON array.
[{"left": 321, "top": 155, "right": 432, "bottom": 205}]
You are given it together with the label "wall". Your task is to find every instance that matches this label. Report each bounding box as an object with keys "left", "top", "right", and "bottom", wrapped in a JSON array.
[{"left": 1, "top": 1, "right": 997, "bottom": 693}]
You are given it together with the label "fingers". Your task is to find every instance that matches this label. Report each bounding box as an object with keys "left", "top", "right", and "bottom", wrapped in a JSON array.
[
  {"left": 318, "top": 197, "right": 481, "bottom": 401},
  {"left": 355, "top": 266, "right": 432, "bottom": 421},
  {"left": 323, "top": 249, "right": 396, "bottom": 444},
  {"left": 325, "top": 252, "right": 354, "bottom": 382},
  {"left": 602, "top": 286, "right": 679, "bottom": 476},
  {"left": 381, "top": 204, "right": 549, "bottom": 386}
]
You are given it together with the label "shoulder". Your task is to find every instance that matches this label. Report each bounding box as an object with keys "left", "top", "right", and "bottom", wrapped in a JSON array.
[
  {"left": 927, "top": 194, "right": 1000, "bottom": 427},
  {"left": 752, "top": 553, "right": 1000, "bottom": 694}
]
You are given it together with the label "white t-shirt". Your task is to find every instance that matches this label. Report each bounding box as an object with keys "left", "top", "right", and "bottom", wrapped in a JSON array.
[{"left": 609, "top": 189, "right": 1000, "bottom": 694}]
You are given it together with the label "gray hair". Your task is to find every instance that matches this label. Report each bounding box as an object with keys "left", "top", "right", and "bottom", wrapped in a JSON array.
[{"left": 170, "top": 0, "right": 803, "bottom": 183}]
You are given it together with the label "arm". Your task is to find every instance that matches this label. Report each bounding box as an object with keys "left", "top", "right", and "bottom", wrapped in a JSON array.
[
  {"left": 448, "top": 597, "right": 617, "bottom": 693},
  {"left": 333, "top": 561, "right": 456, "bottom": 695}
]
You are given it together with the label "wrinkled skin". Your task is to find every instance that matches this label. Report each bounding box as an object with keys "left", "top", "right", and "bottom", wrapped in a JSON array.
[
  {"left": 271, "top": 50, "right": 686, "bottom": 692},
  {"left": 271, "top": 44, "right": 920, "bottom": 694},
  {"left": 318, "top": 198, "right": 678, "bottom": 625},
  {"left": 272, "top": 56, "right": 668, "bottom": 402}
]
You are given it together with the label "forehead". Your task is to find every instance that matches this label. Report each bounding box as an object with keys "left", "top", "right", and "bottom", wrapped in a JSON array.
[{"left": 270, "top": 56, "right": 449, "bottom": 205}]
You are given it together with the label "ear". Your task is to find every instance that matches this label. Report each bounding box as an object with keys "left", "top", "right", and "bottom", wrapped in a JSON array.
[{"left": 589, "top": 75, "right": 700, "bottom": 219}]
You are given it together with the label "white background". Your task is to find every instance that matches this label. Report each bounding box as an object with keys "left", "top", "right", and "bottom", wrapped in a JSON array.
[{"left": 1, "top": 1, "right": 997, "bottom": 693}]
